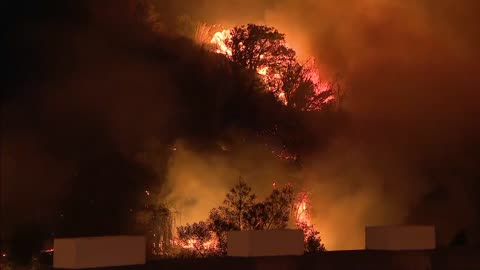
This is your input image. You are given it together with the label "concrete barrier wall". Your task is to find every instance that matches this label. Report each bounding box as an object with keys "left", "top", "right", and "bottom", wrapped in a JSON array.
[
  {"left": 146, "top": 250, "right": 480, "bottom": 270},
  {"left": 46, "top": 249, "right": 480, "bottom": 270},
  {"left": 227, "top": 230, "right": 304, "bottom": 257},
  {"left": 53, "top": 235, "right": 146, "bottom": 269},
  {"left": 365, "top": 225, "right": 436, "bottom": 250}
]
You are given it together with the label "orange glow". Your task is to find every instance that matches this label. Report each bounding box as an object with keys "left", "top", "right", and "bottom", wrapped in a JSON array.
[
  {"left": 181, "top": 238, "right": 217, "bottom": 250},
  {"left": 303, "top": 58, "right": 334, "bottom": 96},
  {"left": 210, "top": 27, "right": 334, "bottom": 110},
  {"left": 277, "top": 92, "right": 288, "bottom": 106},
  {"left": 294, "top": 192, "right": 312, "bottom": 226},
  {"left": 174, "top": 236, "right": 219, "bottom": 253},
  {"left": 210, "top": 29, "right": 232, "bottom": 56},
  {"left": 257, "top": 66, "right": 268, "bottom": 76}
]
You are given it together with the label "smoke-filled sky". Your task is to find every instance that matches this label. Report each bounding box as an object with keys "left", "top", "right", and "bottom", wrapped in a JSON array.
[
  {"left": 3, "top": 0, "right": 480, "bottom": 250},
  {"left": 164, "top": 0, "right": 480, "bottom": 248}
]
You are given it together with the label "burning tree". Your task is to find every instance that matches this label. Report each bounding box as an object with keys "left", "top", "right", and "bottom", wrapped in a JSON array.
[
  {"left": 138, "top": 181, "right": 325, "bottom": 257},
  {"left": 179, "top": 180, "right": 324, "bottom": 256},
  {"left": 293, "top": 192, "right": 326, "bottom": 253},
  {"left": 211, "top": 24, "right": 335, "bottom": 110},
  {"left": 282, "top": 61, "right": 334, "bottom": 111},
  {"left": 229, "top": 25, "right": 296, "bottom": 78}
]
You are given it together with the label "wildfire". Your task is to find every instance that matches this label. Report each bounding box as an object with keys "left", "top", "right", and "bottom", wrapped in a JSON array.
[
  {"left": 303, "top": 59, "right": 332, "bottom": 96},
  {"left": 210, "top": 29, "right": 232, "bottom": 56},
  {"left": 294, "top": 192, "right": 312, "bottom": 226},
  {"left": 180, "top": 238, "right": 217, "bottom": 250},
  {"left": 257, "top": 66, "right": 268, "bottom": 76},
  {"left": 210, "top": 27, "right": 334, "bottom": 110}
]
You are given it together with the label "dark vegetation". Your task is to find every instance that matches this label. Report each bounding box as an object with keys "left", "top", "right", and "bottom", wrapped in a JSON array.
[
  {"left": 140, "top": 180, "right": 325, "bottom": 257},
  {"left": 8, "top": 224, "right": 47, "bottom": 265},
  {"left": 174, "top": 180, "right": 325, "bottom": 256},
  {"left": 227, "top": 24, "right": 338, "bottom": 111}
]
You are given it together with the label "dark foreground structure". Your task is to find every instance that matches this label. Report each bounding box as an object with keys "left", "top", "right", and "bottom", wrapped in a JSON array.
[{"left": 50, "top": 248, "right": 480, "bottom": 270}]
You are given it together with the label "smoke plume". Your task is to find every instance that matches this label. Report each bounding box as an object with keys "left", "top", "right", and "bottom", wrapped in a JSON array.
[
  {"left": 152, "top": 0, "right": 480, "bottom": 249},
  {"left": 3, "top": 0, "right": 480, "bottom": 250}
]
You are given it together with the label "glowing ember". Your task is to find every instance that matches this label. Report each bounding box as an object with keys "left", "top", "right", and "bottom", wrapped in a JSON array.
[
  {"left": 258, "top": 66, "right": 268, "bottom": 76},
  {"left": 277, "top": 92, "right": 288, "bottom": 106},
  {"left": 180, "top": 238, "right": 217, "bottom": 250},
  {"left": 210, "top": 27, "right": 334, "bottom": 110},
  {"left": 268, "top": 144, "right": 298, "bottom": 161},
  {"left": 294, "top": 192, "right": 312, "bottom": 226},
  {"left": 210, "top": 29, "right": 232, "bottom": 56}
]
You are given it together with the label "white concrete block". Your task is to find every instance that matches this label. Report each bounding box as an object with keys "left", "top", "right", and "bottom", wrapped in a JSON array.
[
  {"left": 365, "top": 225, "right": 436, "bottom": 250},
  {"left": 53, "top": 235, "right": 146, "bottom": 269},
  {"left": 227, "top": 230, "right": 304, "bottom": 257}
]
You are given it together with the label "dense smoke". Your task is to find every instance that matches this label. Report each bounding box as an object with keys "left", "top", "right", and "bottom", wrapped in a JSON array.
[
  {"left": 144, "top": 0, "right": 480, "bottom": 249},
  {"left": 158, "top": 138, "right": 296, "bottom": 226},
  {"left": 174, "top": 0, "right": 479, "bottom": 249},
  {"left": 3, "top": 0, "right": 480, "bottom": 251}
]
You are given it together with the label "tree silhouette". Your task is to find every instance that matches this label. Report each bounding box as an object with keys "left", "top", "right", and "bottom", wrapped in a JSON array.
[
  {"left": 206, "top": 181, "right": 305, "bottom": 254},
  {"left": 207, "top": 208, "right": 235, "bottom": 255},
  {"left": 243, "top": 202, "right": 269, "bottom": 230},
  {"left": 297, "top": 222, "right": 326, "bottom": 253},
  {"left": 262, "top": 184, "right": 295, "bottom": 229},
  {"left": 282, "top": 62, "right": 334, "bottom": 111},
  {"left": 206, "top": 178, "right": 256, "bottom": 254},
  {"left": 170, "top": 181, "right": 325, "bottom": 257},
  {"left": 217, "top": 178, "right": 256, "bottom": 230},
  {"left": 226, "top": 24, "right": 335, "bottom": 111},
  {"left": 229, "top": 24, "right": 296, "bottom": 72},
  {"left": 136, "top": 191, "right": 174, "bottom": 256}
]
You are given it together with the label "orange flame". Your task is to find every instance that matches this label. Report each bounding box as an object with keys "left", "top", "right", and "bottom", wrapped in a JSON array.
[
  {"left": 210, "top": 29, "right": 232, "bottom": 56},
  {"left": 294, "top": 192, "right": 312, "bottom": 226},
  {"left": 210, "top": 28, "right": 334, "bottom": 110},
  {"left": 181, "top": 238, "right": 217, "bottom": 250},
  {"left": 174, "top": 236, "right": 219, "bottom": 253},
  {"left": 257, "top": 66, "right": 268, "bottom": 76}
]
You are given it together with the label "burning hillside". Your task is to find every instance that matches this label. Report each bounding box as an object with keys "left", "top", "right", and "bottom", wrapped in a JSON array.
[
  {"left": 6, "top": 1, "right": 480, "bottom": 262},
  {"left": 139, "top": 175, "right": 323, "bottom": 257},
  {"left": 170, "top": 181, "right": 323, "bottom": 256},
  {"left": 208, "top": 24, "right": 335, "bottom": 110}
]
